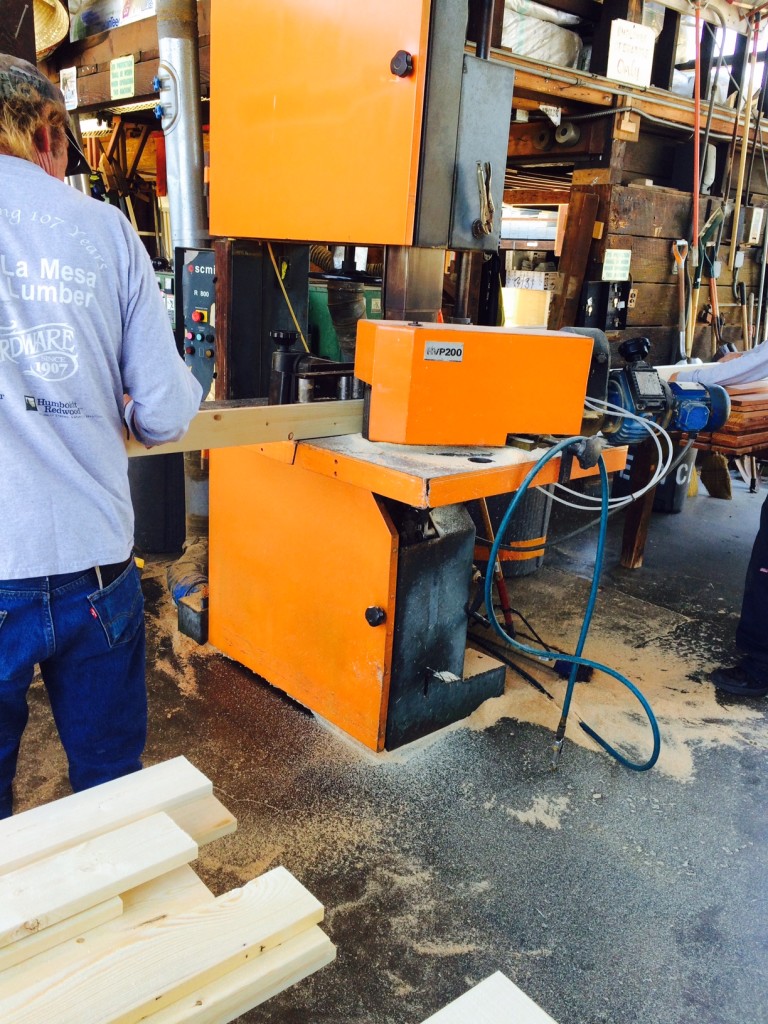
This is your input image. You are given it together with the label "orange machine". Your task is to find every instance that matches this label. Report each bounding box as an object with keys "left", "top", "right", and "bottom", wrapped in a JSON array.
[
  {"left": 205, "top": 0, "right": 626, "bottom": 751},
  {"left": 209, "top": 432, "right": 626, "bottom": 752},
  {"left": 355, "top": 320, "right": 594, "bottom": 445}
]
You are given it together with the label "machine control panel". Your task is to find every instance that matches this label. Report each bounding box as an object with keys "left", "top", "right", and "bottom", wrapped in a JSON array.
[{"left": 175, "top": 247, "right": 216, "bottom": 397}]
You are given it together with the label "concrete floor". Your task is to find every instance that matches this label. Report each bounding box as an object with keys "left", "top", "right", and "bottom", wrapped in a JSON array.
[{"left": 14, "top": 471, "right": 768, "bottom": 1024}]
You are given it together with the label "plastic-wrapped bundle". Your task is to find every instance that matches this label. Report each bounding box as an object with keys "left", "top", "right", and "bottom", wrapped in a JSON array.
[{"left": 501, "top": 0, "right": 583, "bottom": 68}]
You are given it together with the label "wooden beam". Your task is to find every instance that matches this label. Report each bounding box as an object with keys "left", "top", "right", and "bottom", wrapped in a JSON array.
[
  {"left": 0, "top": 756, "right": 210, "bottom": 876},
  {"left": 0, "top": 899, "right": 123, "bottom": 973},
  {"left": 421, "top": 971, "right": 558, "bottom": 1024},
  {"left": 651, "top": 8, "right": 681, "bottom": 90},
  {"left": 489, "top": 48, "right": 761, "bottom": 140},
  {"left": 0, "top": 813, "right": 197, "bottom": 948},
  {"left": 503, "top": 188, "right": 570, "bottom": 207},
  {"left": 126, "top": 125, "right": 152, "bottom": 185},
  {"left": 0, "top": 867, "right": 324, "bottom": 1024},
  {"left": 621, "top": 438, "right": 658, "bottom": 569},
  {"left": 142, "top": 927, "right": 335, "bottom": 1024},
  {"left": 167, "top": 796, "right": 236, "bottom": 848},
  {"left": 126, "top": 399, "right": 364, "bottom": 458},
  {"left": 548, "top": 190, "right": 600, "bottom": 329},
  {"left": 0, "top": 866, "right": 215, "bottom": 1003}
]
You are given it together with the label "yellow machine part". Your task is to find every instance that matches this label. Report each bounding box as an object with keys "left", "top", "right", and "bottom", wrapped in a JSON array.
[{"left": 355, "top": 320, "right": 595, "bottom": 446}]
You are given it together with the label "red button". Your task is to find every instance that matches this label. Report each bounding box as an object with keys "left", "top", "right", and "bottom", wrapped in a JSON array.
[
  {"left": 191, "top": 310, "right": 203, "bottom": 322},
  {"left": 185, "top": 346, "right": 195, "bottom": 354}
]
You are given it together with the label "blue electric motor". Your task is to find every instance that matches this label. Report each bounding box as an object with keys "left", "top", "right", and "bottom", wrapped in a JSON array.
[{"left": 603, "top": 337, "right": 730, "bottom": 445}]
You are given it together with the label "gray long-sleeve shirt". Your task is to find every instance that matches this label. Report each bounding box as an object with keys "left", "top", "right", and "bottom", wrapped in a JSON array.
[
  {"left": 0, "top": 155, "right": 202, "bottom": 578},
  {"left": 673, "top": 344, "right": 768, "bottom": 387}
]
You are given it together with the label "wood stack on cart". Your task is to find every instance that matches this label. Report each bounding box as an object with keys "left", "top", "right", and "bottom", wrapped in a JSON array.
[
  {"left": 696, "top": 380, "right": 768, "bottom": 455},
  {"left": 0, "top": 757, "right": 334, "bottom": 1024}
]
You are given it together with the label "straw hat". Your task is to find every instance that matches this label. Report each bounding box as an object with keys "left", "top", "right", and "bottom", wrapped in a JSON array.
[{"left": 35, "top": 0, "right": 70, "bottom": 61}]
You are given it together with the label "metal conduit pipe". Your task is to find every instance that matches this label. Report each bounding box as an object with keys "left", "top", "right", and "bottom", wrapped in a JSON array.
[
  {"left": 155, "top": 0, "right": 207, "bottom": 250},
  {"left": 154, "top": 0, "right": 209, "bottom": 609},
  {"left": 497, "top": 55, "right": 768, "bottom": 138}
]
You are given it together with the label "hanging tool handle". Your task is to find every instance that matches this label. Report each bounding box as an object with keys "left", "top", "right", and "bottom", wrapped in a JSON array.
[
  {"left": 672, "top": 240, "right": 688, "bottom": 362},
  {"left": 672, "top": 239, "right": 689, "bottom": 266}
]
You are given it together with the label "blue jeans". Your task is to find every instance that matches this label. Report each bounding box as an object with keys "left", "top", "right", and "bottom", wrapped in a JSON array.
[
  {"left": 735, "top": 490, "right": 768, "bottom": 681},
  {"left": 0, "top": 561, "right": 146, "bottom": 818}
]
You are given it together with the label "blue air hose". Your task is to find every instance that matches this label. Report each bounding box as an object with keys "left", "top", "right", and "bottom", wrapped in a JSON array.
[{"left": 483, "top": 437, "right": 661, "bottom": 772}]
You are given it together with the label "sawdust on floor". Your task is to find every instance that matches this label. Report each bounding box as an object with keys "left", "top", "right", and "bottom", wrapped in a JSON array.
[
  {"left": 143, "top": 557, "right": 766, "bottom": 789},
  {"left": 461, "top": 578, "right": 767, "bottom": 783}
]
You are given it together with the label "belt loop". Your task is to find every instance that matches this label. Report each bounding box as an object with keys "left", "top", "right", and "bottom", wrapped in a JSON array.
[{"left": 94, "top": 564, "right": 103, "bottom": 589}]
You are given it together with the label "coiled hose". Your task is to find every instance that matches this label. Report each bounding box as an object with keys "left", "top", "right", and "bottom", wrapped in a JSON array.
[{"left": 483, "top": 436, "right": 661, "bottom": 772}]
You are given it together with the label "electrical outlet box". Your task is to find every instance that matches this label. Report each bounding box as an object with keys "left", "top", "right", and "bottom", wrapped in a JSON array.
[{"left": 578, "top": 281, "right": 631, "bottom": 331}]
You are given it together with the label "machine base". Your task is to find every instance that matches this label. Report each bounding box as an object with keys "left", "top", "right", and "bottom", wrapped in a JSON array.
[{"left": 385, "top": 647, "right": 506, "bottom": 749}]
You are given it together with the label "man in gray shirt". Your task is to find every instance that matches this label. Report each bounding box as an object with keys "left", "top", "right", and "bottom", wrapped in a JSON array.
[{"left": 0, "top": 55, "right": 202, "bottom": 816}]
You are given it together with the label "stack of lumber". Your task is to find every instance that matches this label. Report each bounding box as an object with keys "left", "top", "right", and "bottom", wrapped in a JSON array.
[
  {"left": 420, "top": 971, "right": 559, "bottom": 1023},
  {"left": 0, "top": 757, "right": 335, "bottom": 1024},
  {"left": 696, "top": 381, "right": 768, "bottom": 455}
]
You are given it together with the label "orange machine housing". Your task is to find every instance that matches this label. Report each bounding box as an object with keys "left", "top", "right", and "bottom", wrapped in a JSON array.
[
  {"left": 355, "top": 320, "right": 594, "bottom": 446},
  {"left": 209, "top": 0, "right": 431, "bottom": 244},
  {"left": 209, "top": 437, "right": 627, "bottom": 752}
]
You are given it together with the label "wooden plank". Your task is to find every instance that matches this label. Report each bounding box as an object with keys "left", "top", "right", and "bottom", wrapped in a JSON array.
[
  {"left": 727, "top": 381, "right": 768, "bottom": 394},
  {"left": 0, "top": 813, "right": 198, "bottom": 949},
  {"left": 695, "top": 438, "right": 768, "bottom": 456},
  {"left": 0, "top": 757, "right": 210, "bottom": 876},
  {"left": 421, "top": 971, "right": 558, "bottom": 1023},
  {"left": 621, "top": 438, "right": 658, "bottom": 569},
  {"left": 720, "top": 415, "right": 768, "bottom": 433},
  {"left": 0, "top": 866, "right": 214, "bottom": 999},
  {"left": 728, "top": 399, "right": 768, "bottom": 412},
  {"left": 709, "top": 428, "right": 768, "bottom": 447},
  {"left": 627, "top": 283, "right": 751, "bottom": 330},
  {"left": 502, "top": 188, "right": 570, "bottom": 207},
  {"left": 143, "top": 927, "right": 335, "bottom": 1024},
  {"left": 126, "top": 399, "right": 364, "bottom": 458},
  {"left": 507, "top": 118, "right": 607, "bottom": 160},
  {"left": 548, "top": 190, "right": 600, "bottom": 329},
  {"left": 589, "top": 235, "right": 761, "bottom": 288},
  {"left": 608, "top": 185, "right": 692, "bottom": 238},
  {"left": 626, "top": 283, "right": 677, "bottom": 326},
  {"left": 167, "top": 795, "right": 236, "bottom": 847},
  {"left": 0, "top": 898, "right": 122, "bottom": 973},
  {"left": 0, "top": 867, "right": 324, "bottom": 1024}
]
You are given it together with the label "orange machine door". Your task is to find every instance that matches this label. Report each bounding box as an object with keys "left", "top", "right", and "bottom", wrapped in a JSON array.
[
  {"left": 209, "top": 446, "right": 399, "bottom": 751},
  {"left": 209, "top": 0, "right": 432, "bottom": 245}
]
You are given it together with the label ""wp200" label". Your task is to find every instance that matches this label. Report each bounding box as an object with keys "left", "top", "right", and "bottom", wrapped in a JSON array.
[{"left": 424, "top": 341, "right": 464, "bottom": 362}]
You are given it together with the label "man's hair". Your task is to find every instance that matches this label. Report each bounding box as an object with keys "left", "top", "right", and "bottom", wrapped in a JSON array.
[{"left": 0, "top": 57, "right": 68, "bottom": 163}]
